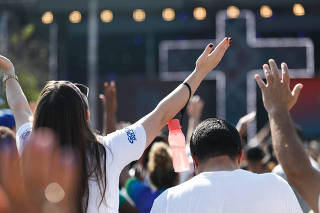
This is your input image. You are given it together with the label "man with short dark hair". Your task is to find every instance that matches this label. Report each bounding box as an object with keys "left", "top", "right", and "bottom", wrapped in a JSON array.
[{"left": 151, "top": 118, "right": 302, "bottom": 213}]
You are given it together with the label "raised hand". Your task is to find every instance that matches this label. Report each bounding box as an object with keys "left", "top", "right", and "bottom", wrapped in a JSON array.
[
  {"left": 195, "top": 37, "right": 231, "bottom": 74},
  {"left": 236, "top": 111, "right": 256, "bottom": 137},
  {"left": 254, "top": 59, "right": 303, "bottom": 114},
  {"left": 0, "top": 129, "right": 79, "bottom": 213},
  {"left": 99, "top": 81, "right": 117, "bottom": 134},
  {"left": 99, "top": 81, "right": 117, "bottom": 114},
  {"left": 187, "top": 95, "right": 204, "bottom": 120},
  {"left": 0, "top": 56, "right": 15, "bottom": 75}
]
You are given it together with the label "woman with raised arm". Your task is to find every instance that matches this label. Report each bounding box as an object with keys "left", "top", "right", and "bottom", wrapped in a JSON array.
[{"left": 0, "top": 37, "right": 231, "bottom": 213}]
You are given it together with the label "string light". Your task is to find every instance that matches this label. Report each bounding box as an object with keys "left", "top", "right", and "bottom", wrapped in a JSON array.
[
  {"left": 133, "top": 9, "right": 146, "bottom": 22},
  {"left": 69, "top": 11, "right": 82, "bottom": 23},
  {"left": 260, "top": 5, "right": 273, "bottom": 18},
  {"left": 42, "top": 11, "right": 54, "bottom": 24},
  {"left": 162, "top": 8, "right": 175, "bottom": 22},
  {"left": 227, "top": 6, "right": 240, "bottom": 19},
  {"left": 101, "top": 10, "right": 113, "bottom": 23},
  {"left": 193, "top": 7, "right": 207, "bottom": 21},
  {"left": 293, "top": 3, "right": 305, "bottom": 16}
]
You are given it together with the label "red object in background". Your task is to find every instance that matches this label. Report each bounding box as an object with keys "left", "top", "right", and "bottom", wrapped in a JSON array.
[
  {"left": 290, "top": 78, "right": 320, "bottom": 138},
  {"left": 168, "top": 119, "right": 190, "bottom": 172}
]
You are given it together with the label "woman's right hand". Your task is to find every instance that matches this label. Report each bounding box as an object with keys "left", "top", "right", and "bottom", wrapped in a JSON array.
[{"left": 0, "top": 56, "right": 15, "bottom": 75}]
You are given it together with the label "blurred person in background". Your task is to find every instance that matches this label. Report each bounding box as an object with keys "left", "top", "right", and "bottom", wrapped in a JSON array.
[
  {"left": 123, "top": 142, "right": 178, "bottom": 213},
  {"left": 99, "top": 81, "right": 117, "bottom": 135},
  {"left": 0, "top": 37, "right": 231, "bottom": 212},
  {"left": 151, "top": 117, "right": 302, "bottom": 213},
  {"left": 255, "top": 59, "right": 320, "bottom": 212},
  {"left": 245, "top": 146, "right": 267, "bottom": 174},
  {"left": 0, "top": 129, "right": 79, "bottom": 213},
  {"left": 0, "top": 109, "right": 16, "bottom": 132},
  {"left": 0, "top": 127, "right": 18, "bottom": 158},
  {"left": 236, "top": 111, "right": 256, "bottom": 142},
  {"left": 99, "top": 80, "right": 138, "bottom": 213},
  {"left": 179, "top": 95, "right": 205, "bottom": 183}
]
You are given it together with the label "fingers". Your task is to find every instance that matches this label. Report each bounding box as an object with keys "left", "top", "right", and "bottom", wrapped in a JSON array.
[
  {"left": 281, "top": 62, "right": 290, "bottom": 87},
  {"left": 104, "top": 82, "right": 109, "bottom": 95},
  {"left": 110, "top": 81, "right": 116, "bottom": 90},
  {"left": 110, "top": 81, "right": 117, "bottom": 96},
  {"left": 255, "top": 74, "right": 266, "bottom": 91},
  {"left": 103, "top": 81, "right": 116, "bottom": 96},
  {"left": 268, "top": 59, "right": 281, "bottom": 81},
  {"left": 202, "top": 43, "right": 215, "bottom": 56},
  {"left": 292, "top": 83, "right": 303, "bottom": 103},
  {"left": 208, "top": 37, "right": 231, "bottom": 57},
  {"left": 263, "top": 64, "right": 273, "bottom": 85}
]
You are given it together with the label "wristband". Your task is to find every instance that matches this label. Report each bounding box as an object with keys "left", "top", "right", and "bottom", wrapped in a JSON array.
[
  {"left": 179, "top": 82, "right": 192, "bottom": 123},
  {"left": 3, "top": 74, "right": 18, "bottom": 87}
]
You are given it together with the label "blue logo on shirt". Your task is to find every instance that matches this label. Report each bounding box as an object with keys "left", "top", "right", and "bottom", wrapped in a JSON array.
[
  {"left": 125, "top": 128, "right": 137, "bottom": 144},
  {"left": 20, "top": 130, "right": 31, "bottom": 143}
]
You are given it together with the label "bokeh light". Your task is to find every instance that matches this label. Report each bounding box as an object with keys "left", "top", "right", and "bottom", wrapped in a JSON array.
[
  {"left": 227, "top": 6, "right": 240, "bottom": 19},
  {"left": 133, "top": 9, "right": 146, "bottom": 22},
  {"left": 101, "top": 10, "right": 113, "bottom": 23},
  {"left": 42, "top": 11, "right": 54, "bottom": 24},
  {"left": 69, "top": 11, "right": 82, "bottom": 23},
  {"left": 260, "top": 5, "right": 273, "bottom": 18},
  {"left": 193, "top": 7, "right": 207, "bottom": 21},
  {"left": 293, "top": 4, "right": 305, "bottom": 16},
  {"left": 162, "top": 8, "right": 175, "bottom": 22}
]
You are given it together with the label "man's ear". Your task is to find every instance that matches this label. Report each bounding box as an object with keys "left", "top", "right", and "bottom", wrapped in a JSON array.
[
  {"left": 237, "top": 150, "right": 244, "bottom": 167},
  {"left": 191, "top": 154, "right": 199, "bottom": 169},
  {"left": 86, "top": 110, "right": 90, "bottom": 121}
]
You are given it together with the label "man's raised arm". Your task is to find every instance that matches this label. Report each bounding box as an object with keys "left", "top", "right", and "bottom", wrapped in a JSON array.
[{"left": 255, "top": 59, "right": 320, "bottom": 212}]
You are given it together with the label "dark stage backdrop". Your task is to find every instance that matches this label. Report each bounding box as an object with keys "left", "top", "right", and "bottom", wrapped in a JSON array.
[{"left": 97, "top": 80, "right": 217, "bottom": 134}]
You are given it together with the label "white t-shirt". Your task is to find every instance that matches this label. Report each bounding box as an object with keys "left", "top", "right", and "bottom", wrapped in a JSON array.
[
  {"left": 151, "top": 169, "right": 302, "bottom": 213},
  {"left": 318, "top": 194, "right": 320, "bottom": 213},
  {"left": 16, "top": 122, "right": 146, "bottom": 213}
]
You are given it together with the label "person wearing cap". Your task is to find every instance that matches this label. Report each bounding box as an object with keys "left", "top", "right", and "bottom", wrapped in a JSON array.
[{"left": 151, "top": 117, "right": 302, "bottom": 213}]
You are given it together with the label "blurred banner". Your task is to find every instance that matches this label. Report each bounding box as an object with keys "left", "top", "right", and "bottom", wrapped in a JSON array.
[
  {"left": 291, "top": 78, "right": 320, "bottom": 139},
  {"left": 256, "top": 78, "right": 320, "bottom": 140},
  {"left": 104, "top": 80, "right": 218, "bottom": 133}
]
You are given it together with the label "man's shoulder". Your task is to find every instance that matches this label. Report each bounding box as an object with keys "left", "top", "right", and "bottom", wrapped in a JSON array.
[
  {"left": 156, "top": 174, "right": 201, "bottom": 200},
  {"left": 239, "top": 169, "right": 289, "bottom": 185}
]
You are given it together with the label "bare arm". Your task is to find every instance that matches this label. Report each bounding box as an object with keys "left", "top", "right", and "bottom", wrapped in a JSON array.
[
  {"left": 0, "top": 56, "right": 32, "bottom": 130},
  {"left": 137, "top": 37, "right": 231, "bottom": 147},
  {"left": 255, "top": 59, "right": 320, "bottom": 212}
]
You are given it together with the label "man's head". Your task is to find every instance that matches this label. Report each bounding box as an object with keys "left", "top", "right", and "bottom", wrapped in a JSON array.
[
  {"left": 190, "top": 118, "right": 243, "bottom": 170},
  {"left": 245, "top": 146, "right": 266, "bottom": 174}
]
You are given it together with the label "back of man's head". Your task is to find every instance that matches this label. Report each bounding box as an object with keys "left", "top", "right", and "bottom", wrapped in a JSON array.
[
  {"left": 190, "top": 118, "right": 242, "bottom": 162},
  {"left": 0, "top": 126, "right": 17, "bottom": 153}
]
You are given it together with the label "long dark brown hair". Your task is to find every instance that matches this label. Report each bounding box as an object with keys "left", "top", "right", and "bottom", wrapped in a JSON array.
[{"left": 33, "top": 81, "right": 106, "bottom": 212}]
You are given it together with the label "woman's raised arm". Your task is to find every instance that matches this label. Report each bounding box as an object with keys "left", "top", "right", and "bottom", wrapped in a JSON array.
[
  {"left": 0, "top": 56, "right": 32, "bottom": 130},
  {"left": 137, "top": 37, "right": 231, "bottom": 148}
]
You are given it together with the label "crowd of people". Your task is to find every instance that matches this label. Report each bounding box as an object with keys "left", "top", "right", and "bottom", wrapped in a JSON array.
[{"left": 0, "top": 37, "right": 319, "bottom": 213}]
